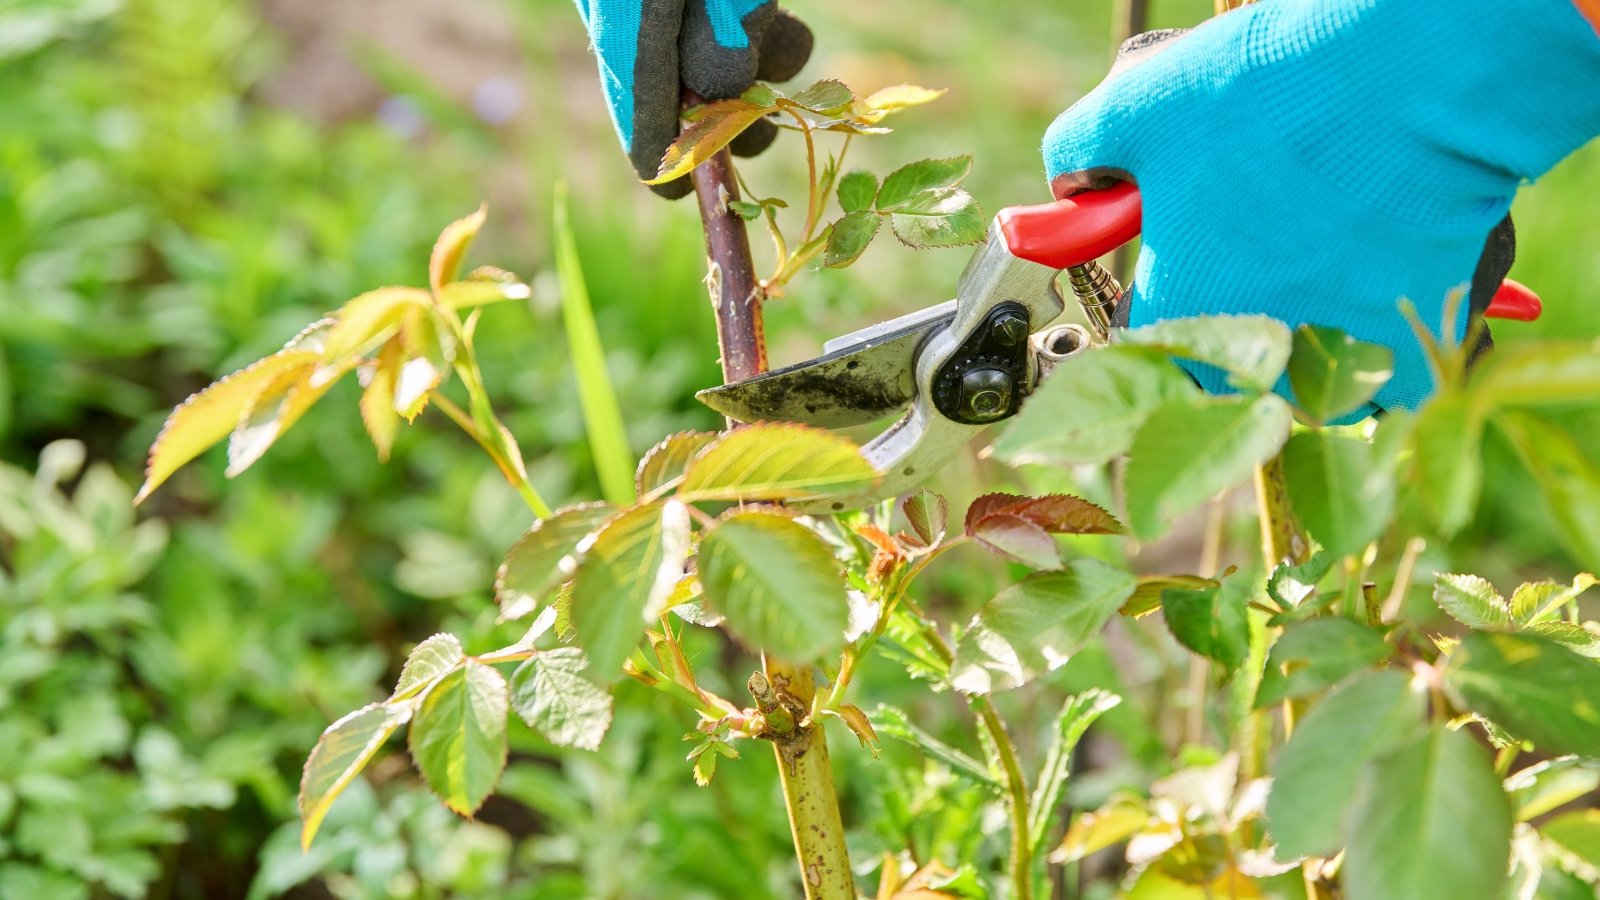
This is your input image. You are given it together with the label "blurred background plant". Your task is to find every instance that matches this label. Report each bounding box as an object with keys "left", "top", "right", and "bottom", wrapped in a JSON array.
[{"left": 1, "top": 0, "right": 1596, "bottom": 897}]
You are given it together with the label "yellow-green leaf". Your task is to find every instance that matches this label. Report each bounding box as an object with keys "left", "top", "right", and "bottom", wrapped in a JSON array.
[
  {"left": 648, "top": 99, "right": 774, "bottom": 184},
  {"left": 318, "top": 286, "right": 431, "bottom": 364},
  {"left": 392, "top": 633, "right": 465, "bottom": 701},
  {"left": 495, "top": 502, "right": 616, "bottom": 622},
  {"left": 567, "top": 501, "right": 692, "bottom": 680},
  {"left": 697, "top": 511, "right": 849, "bottom": 661},
  {"left": 137, "top": 347, "right": 321, "bottom": 503},
  {"left": 677, "top": 424, "right": 877, "bottom": 503},
  {"left": 408, "top": 661, "right": 508, "bottom": 816},
  {"left": 359, "top": 340, "right": 403, "bottom": 461},
  {"left": 862, "top": 83, "right": 946, "bottom": 113},
  {"left": 430, "top": 204, "right": 486, "bottom": 295},
  {"left": 298, "top": 701, "right": 411, "bottom": 849},
  {"left": 635, "top": 431, "right": 719, "bottom": 498}
]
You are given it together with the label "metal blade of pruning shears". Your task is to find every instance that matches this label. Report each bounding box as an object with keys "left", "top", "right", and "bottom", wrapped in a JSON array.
[{"left": 696, "top": 300, "right": 956, "bottom": 427}]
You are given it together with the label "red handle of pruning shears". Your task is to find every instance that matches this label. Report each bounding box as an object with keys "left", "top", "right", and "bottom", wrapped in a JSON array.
[{"left": 995, "top": 182, "right": 1542, "bottom": 322}]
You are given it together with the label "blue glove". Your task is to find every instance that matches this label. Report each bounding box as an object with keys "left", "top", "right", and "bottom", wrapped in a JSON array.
[
  {"left": 1043, "top": 0, "right": 1600, "bottom": 415},
  {"left": 575, "top": 0, "right": 813, "bottom": 198}
]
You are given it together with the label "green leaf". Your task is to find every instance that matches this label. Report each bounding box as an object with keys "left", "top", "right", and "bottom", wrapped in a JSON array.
[
  {"left": 861, "top": 83, "right": 946, "bottom": 112},
  {"left": 886, "top": 187, "right": 986, "bottom": 248},
  {"left": 1344, "top": 725, "right": 1512, "bottom": 900},
  {"left": 1282, "top": 431, "right": 1394, "bottom": 556},
  {"left": 1122, "top": 574, "right": 1217, "bottom": 618},
  {"left": 727, "top": 200, "right": 763, "bottom": 220},
  {"left": 1473, "top": 339, "right": 1600, "bottom": 408},
  {"left": 992, "top": 345, "right": 1195, "bottom": 467},
  {"left": 429, "top": 205, "right": 485, "bottom": 294},
  {"left": 876, "top": 156, "right": 973, "bottom": 211},
  {"left": 950, "top": 560, "right": 1137, "bottom": 694},
  {"left": 567, "top": 501, "right": 691, "bottom": 680},
  {"left": 1411, "top": 391, "right": 1483, "bottom": 535},
  {"left": 1510, "top": 574, "right": 1597, "bottom": 627},
  {"left": 648, "top": 98, "right": 774, "bottom": 183},
  {"left": 1496, "top": 412, "right": 1600, "bottom": 572},
  {"left": 1540, "top": 810, "right": 1600, "bottom": 869},
  {"left": 495, "top": 503, "right": 615, "bottom": 622},
  {"left": 1267, "top": 670, "right": 1426, "bottom": 858},
  {"left": 408, "top": 662, "right": 508, "bottom": 816},
  {"left": 836, "top": 170, "right": 878, "bottom": 213},
  {"left": 1161, "top": 577, "right": 1252, "bottom": 672},
  {"left": 1444, "top": 631, "right": 1600, "bottom": 756},
  {"left": 1525, "top": 622, "right": 1600, "bottom": 659},
  {"left": 1123, "top": 394, "right": 1292, "bottom": 541},
  {"left": 901, "top": 489, "right": 948, "bottom": 546},
  {"left": 677, "top": 424, "right": 877, "bottom": 503},
  {"left": 787, "top": 79, "right": 854, "bottom": 115},
  {"left": 1029, "top": 690, "right": 1121, "bottom": 855},
  {"left": 298, "top": 702, "right": 411, "bottom": 849},
  {"left": 697, "top": 511, "right": 849, "bottom": 661},
  {"left": 635, "top": 431, "right": 718, "bottom": 498},
  {"left": 1120, "top": 314, "right": 1292, "bottom": 392},
  {"left": 1433, "top": 573, "right": 1510, "bottom": 630},
  {"left": 822, "top": 211, "right": 880, "bottom": 268},
  {"left": 1256, "top": 618, "right": 1391, "bottom": 708},
  {"left": 392, "top": 633, "right": 465, "bottom": 700},
  {"left": 554, "top": 185, "right": 635, "bottom": 507},
  {"left": 1287, "top": 325, "right": 1393, "bottom": 422},
  {"left": 509, "top": 648, "right": 613, "bottom": 751},
  {"left": 1505, "top": 756, "right": 1600, "bottom": 821},
  {"left": 873, "top": 704, "right": 999, "bottom": 789}
]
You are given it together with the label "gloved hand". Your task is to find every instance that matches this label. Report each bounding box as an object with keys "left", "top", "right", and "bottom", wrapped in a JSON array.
[
  {"left": 575, "top": 0, "right": 813, "bottom": 199},
  {"left": 1043, "top": 0, "right": 1600, "bottom": 415}
]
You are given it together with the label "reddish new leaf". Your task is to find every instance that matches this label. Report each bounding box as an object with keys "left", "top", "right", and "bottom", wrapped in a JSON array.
[
  {"left": 969, "top": 512, "right": 1061, "bottom": 570},
  {"left": 648, "top": 99, "right": 776, "bottom": 184}
]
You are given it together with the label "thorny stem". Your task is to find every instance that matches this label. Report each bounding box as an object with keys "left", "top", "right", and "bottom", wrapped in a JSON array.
[{"left": 689, "top": 137, "right": 851, "bottom": 900}]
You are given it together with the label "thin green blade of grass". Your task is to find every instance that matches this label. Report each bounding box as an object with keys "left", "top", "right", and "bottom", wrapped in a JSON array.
[{"left": 552, "top": 182, "right": 635, "bottom": 506}]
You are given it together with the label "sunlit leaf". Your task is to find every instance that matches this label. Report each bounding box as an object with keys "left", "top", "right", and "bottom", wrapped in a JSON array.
[
  {"left": 1050, "top": 795, "right": 1148, "bottom": 865},
  {"left": 1287, "top": 325, "right": 1393, "bottom": 423},
  {"left": 1120, "top": 315, "right": 1292, "bottom": 393},
  {"left": 992, "top": 345, "right": 1195, "bottom": 467},
  {"left": 1542, "top": 810, "right": 1600, "bottom": 870},
  {"left": 137, "top": 346, "right": 320, "bottom": 503},
  {"left": 1525, "top": 622, "right": 1600, "bottom": 659},
  {"left": 408, "top": 661, "right": 508, "bottom": 816},
  {"left": 1505, "top": 756, "right": 1600, "bottom": 821},
  {"left": 1444, "top": 631, "right": 1600, "bottom": 756},
  {"left": 298, "top": 702, "right": 412, "bottom": 849},
  {"left": 1122, "top": 574, "right": 1217, "bottom": 618},
  {"left": 677, "top": 424, "right": 877, "bottom": 503},
  {"left": 495, "top": 503, "right": 615, "bottom": 621},
  {"left": 1267, "top": 670, "right": 1425, "bottom": 858},
  {"left": 635, "top": 431, "right": 719, "bottom": 497},
  {"left": 875, "top": 156, "right": 972, "bottom": 211},
  {"left": 886, "top": 187, "right": 986, "bottom": 249},
  {"left": 359, "top": 340, "right": 403, "bottom": 460},
  {"left": 392, "top": 633, "right": 465, "bottom": 700},
  {"left": 1255, "top": 618, "right": 1391, "bottom": 708},
  {"left": 1266, "top": 550, "right": 1333, "bottom": 609},
  {"left": 429, "top": 204, "right": 486, "bottom": 294},
  {"left": 317, "top": 286, "right": 431, "bottom": 365},
  {"left": 697, "top": 511, "right": 849, "bottom": 661},
  {"left": 509, "top": 648, "right": 613, "bottom": 751},
  {"left": 1433, "top": 573, "right": 1509, "bottom": 630},
  {"left": 967, "top": 513, "right": 1059, "bottom": 569},
  {"left": 827, "top": 704, "right": 880, "bottom": 756},
  {"left": 1509, "top": 574, "right": 1597, "bottom": 627},
  {"left": 1344, "top": 725, "right": 1512, "bottom": 900},
  {"left": 964, "top": 493, "right": 1123, "bottom": 536},
  {"left": 822, "top": 211, "right": 880, "bottom": 268},
  {"left": 567, "top": 501, "right": 691, "bottom": 680},
  {"left": 649, "top": 98, "right": 775, "bottom": 184},
  {"left": 395, "top": 307, "right": 453, "bottom": 420},
  {"left": 862, "top": 83, "right": 946, "bottom": 113},
  {"left": 1123, "top": 394, "right": 1292, "bottom": 541},
  {"left": 836, "top": 170, "right": 878, "bottom": 213},
  {"left": 1281, "top": 431, "right": 1394, "bottom": 556},
  {"left": 951, "top": 560, "right": 1136, "bottom": 694}
]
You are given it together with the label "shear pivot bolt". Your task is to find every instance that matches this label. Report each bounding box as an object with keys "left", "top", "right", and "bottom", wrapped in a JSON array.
[
  {"left": 960, "top": 368, "right": 1013, "bottom": 422},
  {"left": 992, "top": 311, "right": 1029, "bottom": 346}
]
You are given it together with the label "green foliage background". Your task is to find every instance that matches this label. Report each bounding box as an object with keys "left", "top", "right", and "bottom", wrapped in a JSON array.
[{"left": 1, "top": 0, "right": 1596, "bottom": 897}]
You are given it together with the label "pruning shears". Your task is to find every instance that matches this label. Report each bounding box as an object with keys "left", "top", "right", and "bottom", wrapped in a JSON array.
[{"left": 696, "top": 183, "right": 1545, "bottom": 513}]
